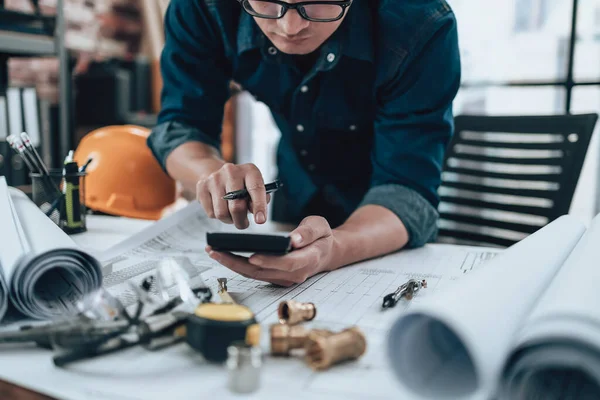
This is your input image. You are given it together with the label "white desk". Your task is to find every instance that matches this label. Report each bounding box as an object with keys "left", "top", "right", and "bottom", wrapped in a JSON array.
[
  {"left": 0, "top": 214, "right": 417, "bottom": 400},
  {"left": 72, "top": 214, "right": 153, "bottom": 253}
]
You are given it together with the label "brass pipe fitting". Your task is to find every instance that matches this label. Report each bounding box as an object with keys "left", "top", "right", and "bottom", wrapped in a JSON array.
[
  {"left": 270, "top": 324, "right": 333, "bottom": 356},
  {"left": 278, "top": 300, "right": 316, "bottom": 325},
  {"left": 270, "top": 324, "right": 307, "bottom": 356},
  {"left": 304, "top": 327, "right": 366, "bottom": 371}
]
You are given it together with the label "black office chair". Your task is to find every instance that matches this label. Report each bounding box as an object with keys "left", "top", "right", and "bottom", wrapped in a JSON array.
[{"left": 436, "top": 113, "right": 598, "bottom": 248}]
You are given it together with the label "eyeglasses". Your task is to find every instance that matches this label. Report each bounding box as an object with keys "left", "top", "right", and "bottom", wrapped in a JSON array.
[{"left": 237, "top": 0, "right": 353, "bottom": 22}]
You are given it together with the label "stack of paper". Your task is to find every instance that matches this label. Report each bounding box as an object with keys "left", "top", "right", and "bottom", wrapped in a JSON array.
[{"left": 0, "top": 177, "right": 102, "bottom": 321}]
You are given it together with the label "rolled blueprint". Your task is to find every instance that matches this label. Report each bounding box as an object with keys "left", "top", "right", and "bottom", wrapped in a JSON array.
[
  {"left": 0, "top": 178, "right": 102, "bottom": 321},
  {"left": 499, "top": 214, "right": 600, "bottom": 399},
  {"left": 386, "top": 214, "right": 587, "bottom": 399},
  {"left": 0, "top": 273, "right": 7, "bottom": 322}
]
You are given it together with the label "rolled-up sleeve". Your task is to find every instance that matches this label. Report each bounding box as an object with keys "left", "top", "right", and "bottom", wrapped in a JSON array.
[
  {"left": 360, "top": 11, "right": 461, "bottom": 248},
  {"left": 147, "top": 0, "right": 231, "bottom": 170}
]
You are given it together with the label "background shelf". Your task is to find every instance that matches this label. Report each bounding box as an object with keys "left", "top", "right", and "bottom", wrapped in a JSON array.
[{"left": 0, "top": 30, "right": 55, "bottom": 56}]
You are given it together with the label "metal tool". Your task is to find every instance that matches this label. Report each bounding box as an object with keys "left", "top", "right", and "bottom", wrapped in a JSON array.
[
  {"left": 217, "top": 277, "right": 236, "bottom": 304},
  {"left": 382, "top": 279, "right": 427, "bottom": 309},
  {"left": 270, "top": 324, "right": 335, "bottom": 356},
  {"left": 0, "top": 272, "right": 262, "bottom": 367},
  {"left": 148, "top": 282, "right": 213, "bottom": 317},
  {"left": 0, "top": 318, "right": 130, "bottom": 351},
  {"left": 52, "top": 311, "right": 189, "bottom": 367},
  {"left": 48, "top": 271, "right": 203, "bottom": 367},
  {"left": 304, "top": 327, "right": 366, "bottom": 371},
  {"left": 270, "top": 324, "right": 308, "bottom": 356},
  {"left": 17, "top": 268, "right": 211, "bottom": 368},
  {"left": 278, "top": 300, "right": 316, "bottom": 325},
  {"left": 227, "top": 341, "right": 262, "bottom": 394},
  {"left": 49, "top": 264, "right": 213, "bottom": 367},
  {"left": 183, "top": 278, "right": 261, "bottom": 363}
]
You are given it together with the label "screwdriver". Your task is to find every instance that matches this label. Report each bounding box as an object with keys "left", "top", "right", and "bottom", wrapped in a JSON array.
[{"left": 182, "top": 278, "right": 260, "bottom": 363}]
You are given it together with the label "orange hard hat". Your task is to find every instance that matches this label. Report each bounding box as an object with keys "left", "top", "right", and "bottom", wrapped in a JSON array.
[{"left": 73, "top": 125, "right": 176, "bottom": 220}]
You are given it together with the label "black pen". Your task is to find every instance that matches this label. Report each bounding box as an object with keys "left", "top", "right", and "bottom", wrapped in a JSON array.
[{"left": 223, "top": 180, "right": 282, "bottom": 200}]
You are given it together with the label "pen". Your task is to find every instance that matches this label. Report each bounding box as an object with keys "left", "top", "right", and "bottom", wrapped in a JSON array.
[{"left": 223, "top": 180, "right": 282, "bottom": 200}]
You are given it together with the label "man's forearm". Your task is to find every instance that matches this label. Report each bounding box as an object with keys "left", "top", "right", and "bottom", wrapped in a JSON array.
[
  {"left": 165, "top": 141, "right": 226, "bottom": 195},
  {"left": 330, "top": 205, "right": 409, "bottom": 270}
]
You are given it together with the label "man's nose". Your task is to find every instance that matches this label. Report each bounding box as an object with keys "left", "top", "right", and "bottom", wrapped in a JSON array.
[{"left": 277, "top": 9, "right": 310, "bottom": 36}]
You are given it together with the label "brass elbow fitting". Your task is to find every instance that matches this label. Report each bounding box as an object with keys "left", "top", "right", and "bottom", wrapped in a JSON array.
[
  {"left": 270, "top": 324, "right": 334, "bottom": 356},
  {"left": 304, "top": 327, "right": 367, "bottom": 371},
  {"left": 278, "top": 300, "right": 316, "bottom": 325}
]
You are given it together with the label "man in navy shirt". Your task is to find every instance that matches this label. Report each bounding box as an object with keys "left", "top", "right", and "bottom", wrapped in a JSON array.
[{"left": 147, "top": 0, "right": 461, "bottom": 286}]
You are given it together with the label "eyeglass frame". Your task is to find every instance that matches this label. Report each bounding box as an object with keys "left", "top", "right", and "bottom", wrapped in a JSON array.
[{"left": 236, "top": 0, "right": 353, "bottom": 22}]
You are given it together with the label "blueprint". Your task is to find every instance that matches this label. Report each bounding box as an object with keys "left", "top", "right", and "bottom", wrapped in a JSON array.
[
  {"left": 199, "top": 244, "right": 499, "bottom": 399},
  {"left": 96, "top": 201, "right": 500, "bottom": 334},
  {"left": 204, "top": 245, "right": 498, "bottom": 326},
  {"left": 96, "top": 203, "right": 226, "bottom": 310},
  {"left": 17, "top": 201, "right": 500, "bottom": 400},
  {"left": 0, "top": 200, "right": 503, "bottom": 400}
]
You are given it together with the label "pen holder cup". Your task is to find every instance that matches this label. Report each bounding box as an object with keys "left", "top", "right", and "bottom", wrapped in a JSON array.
[{"left": 30, "top": 169, "right": 88, "bottom": 234}]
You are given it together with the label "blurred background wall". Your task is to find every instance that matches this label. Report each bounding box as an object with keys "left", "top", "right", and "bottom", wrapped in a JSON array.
[{"left": 6, "top": 0, "right": 142, "bottom": 104}]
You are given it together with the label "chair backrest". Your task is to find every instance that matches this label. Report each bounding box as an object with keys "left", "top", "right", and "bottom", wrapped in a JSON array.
[{"left": 437, "top": 113, "right": 598, "bottom": 248}]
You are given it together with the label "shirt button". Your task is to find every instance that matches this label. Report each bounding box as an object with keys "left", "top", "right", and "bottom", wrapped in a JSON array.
[
  {"left": 349, "top": 125, "right": 357, "bottom": 131},
  {"left": 327, "top": 53, "right": 336, "bottom": 63},
  {"left": 268, "top": 47, "right": 277, "bottom": 55},
  {"left": 308, "top": 164, "right": 316, "bottom": 171},
  {"left": 296, "top": 124, "right": 305, "bottom": 132},
  {"left": 300, "top": 149, "right": 308, "bottom": 156},
  {"left": 300, "top": 85, "right": 309, "bottom": 93}
]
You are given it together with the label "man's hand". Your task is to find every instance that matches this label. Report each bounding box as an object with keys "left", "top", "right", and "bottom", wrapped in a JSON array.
[
  {"left": 206, "top": 216, "right": 337, "bottom": 287},
  {"left": 196, "top": 163, "right": 270, "bottom": 230}
]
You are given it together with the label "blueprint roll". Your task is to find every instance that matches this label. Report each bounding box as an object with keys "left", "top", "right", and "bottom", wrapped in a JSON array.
[
  {"left": 498, "top": 215, "right": 600, "bottom": 400},
  {"left": 0, "top": 178, "right": 103, "bottom": 321},
  {"left": 0, "top": 273, "right": 7, "bottom": 321},
  {"left": 9, "top": 247, "right": 102, "bottom": 319},
  {"left": 386, "top": 215, "right": 588, "bottom": 399}
]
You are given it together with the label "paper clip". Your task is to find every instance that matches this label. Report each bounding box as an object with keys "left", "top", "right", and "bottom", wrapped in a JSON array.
[{"left": 382, "top": 279, "right": 427, "bottom": 309}]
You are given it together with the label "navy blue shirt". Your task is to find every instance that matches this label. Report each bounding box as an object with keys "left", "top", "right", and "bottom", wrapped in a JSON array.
[{"left": 147, "top": 0, "right": 461, "bottom": 247}]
